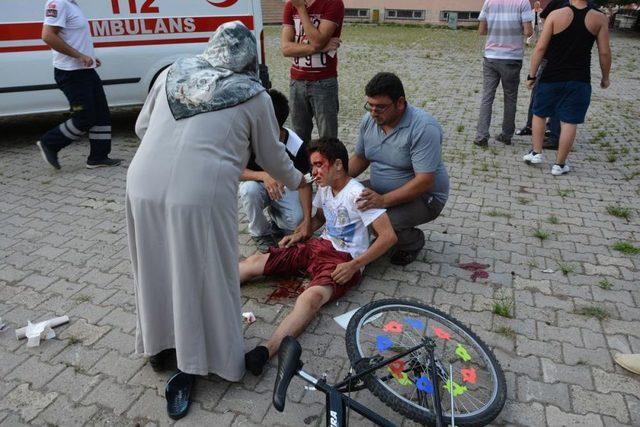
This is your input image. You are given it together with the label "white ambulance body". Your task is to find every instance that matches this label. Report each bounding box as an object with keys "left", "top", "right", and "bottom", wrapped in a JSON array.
[{"left": 0, "top": 0, "right": 269, "bottom": 117}]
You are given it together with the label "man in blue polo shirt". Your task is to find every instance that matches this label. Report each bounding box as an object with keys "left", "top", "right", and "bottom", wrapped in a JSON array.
[{"left": 349, "top": 72, "right": 449, "bottom": 266}]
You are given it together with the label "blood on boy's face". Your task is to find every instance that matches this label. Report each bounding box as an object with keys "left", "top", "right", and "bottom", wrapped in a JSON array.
[{"left": 310, "top": 152, "right": 332, "bottom": 187}]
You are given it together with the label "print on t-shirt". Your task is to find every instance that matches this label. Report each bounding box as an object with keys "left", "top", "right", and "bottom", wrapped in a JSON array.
[
  {"left": 293, "top": 15, "right": 328, "bottom": 69},
  {"left": 325, "top": 205, "right": 356, "bottom": 251}
]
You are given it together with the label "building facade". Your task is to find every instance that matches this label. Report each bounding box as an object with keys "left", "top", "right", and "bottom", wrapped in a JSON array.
[{"left": 344, "top": 0, "right": 485, "bottom": 26}]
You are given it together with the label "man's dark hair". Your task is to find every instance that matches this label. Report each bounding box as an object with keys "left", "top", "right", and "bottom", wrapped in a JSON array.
[
  {"left": 307, "top": 137, "right": 349, "bottom": 175},
  {"left": 365, "top": 72, "right": 405, "bottom": 102},
  {"left": 267, "top": 88, "right": 289, "bottom": 128}
]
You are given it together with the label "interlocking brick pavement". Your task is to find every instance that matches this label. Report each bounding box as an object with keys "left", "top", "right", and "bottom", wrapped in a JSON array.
[{"left": 0, "top": 25, "right": 639, "bottom": 426}]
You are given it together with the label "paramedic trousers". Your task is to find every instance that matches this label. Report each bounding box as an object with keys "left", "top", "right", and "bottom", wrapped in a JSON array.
[{"left": 40, "top": 68, "right": 111, "bottom": 162}]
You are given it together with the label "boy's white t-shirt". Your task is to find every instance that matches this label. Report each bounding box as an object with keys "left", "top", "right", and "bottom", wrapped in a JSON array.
[
  {"left": 44, "top": 0, "right": 96, "bottom": 70},
  {"left": 313, "top": 179, "right": 386, "bottom": 261}
]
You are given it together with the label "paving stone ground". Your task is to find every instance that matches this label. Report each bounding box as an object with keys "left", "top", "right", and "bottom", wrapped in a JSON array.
[{"left": 1, "top": 25, "right": 639, "bottom": 426}]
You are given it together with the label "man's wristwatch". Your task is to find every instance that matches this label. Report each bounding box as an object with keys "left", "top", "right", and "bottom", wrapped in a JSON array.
[{"left": 527, "top": 75, "right": 536, "bottom": 81}]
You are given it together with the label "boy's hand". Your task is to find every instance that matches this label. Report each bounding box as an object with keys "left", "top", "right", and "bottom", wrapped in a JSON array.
[{"left": 331, "top": 260, "right": 359, "bottom": 285}]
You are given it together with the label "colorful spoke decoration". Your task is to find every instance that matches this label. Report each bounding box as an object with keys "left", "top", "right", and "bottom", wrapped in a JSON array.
[
  {"left": 431, "top": 326, "right": 451, "bottom": 340},
  {"left": 461, "top": 368, "right": 477, "bottom": 384},
  {"left": 444, "top": 379, "right": 468, "bottom": 397},
  {"left": 388, "top": 359, "right": 406, "bottom": 376},
  {"left": 416, "top": 375, "right": 434, "bottom": 393},
  {"left": 383, "top": 320, "right": 403, "bottom": 333},
  {"left": 404, "top": 317, "right": 424, "bottom": 330},
  {"left": 394, "top": 371, "right": 413, "bottom": 386},
  {"left": 455, "top": 343, "right": 472, "bottom": 362},
  {"left": 376, "top": 335, "right": 393, "bottom": 353}
]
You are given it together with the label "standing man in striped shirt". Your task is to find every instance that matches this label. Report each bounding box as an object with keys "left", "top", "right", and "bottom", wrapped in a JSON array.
[
  {"left": 37, "top": 0, "right": 121, "bottom": 170},
  {"left": 473, "top": 0, "right": 534, "bottom": 147}
]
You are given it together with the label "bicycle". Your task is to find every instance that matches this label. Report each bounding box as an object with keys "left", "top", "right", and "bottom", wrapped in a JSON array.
[{"left": 273, "top": 298, "right": 507, "bottom": 426}]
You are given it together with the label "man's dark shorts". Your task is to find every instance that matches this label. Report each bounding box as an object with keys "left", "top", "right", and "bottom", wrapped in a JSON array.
[
  {"left": 533, "top": 81, "right": 591, "bottom": 124},
  {"left": 264, "top": 238, "right": 361, "bottom": 301}
]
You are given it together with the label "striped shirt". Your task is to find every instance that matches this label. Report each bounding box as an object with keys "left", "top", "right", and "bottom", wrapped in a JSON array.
[{"left": 479, "top": 0, "right": 534, "bottom": 60}]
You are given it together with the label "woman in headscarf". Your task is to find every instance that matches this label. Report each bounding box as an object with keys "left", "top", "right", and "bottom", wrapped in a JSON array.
[{"left": 126, "top": 21, "right": 307, "bottom": 417}]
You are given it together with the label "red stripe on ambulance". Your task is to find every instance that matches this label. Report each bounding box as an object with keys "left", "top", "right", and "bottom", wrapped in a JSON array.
[{"left": 0, "top": 15, "right": 254, "bottom": 42}]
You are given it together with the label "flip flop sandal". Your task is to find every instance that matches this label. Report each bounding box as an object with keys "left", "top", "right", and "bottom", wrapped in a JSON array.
[
  {"left": 515, "top": 127, "right": 532, "bottom": 136},
  {"left": 165, "top": 371, "right": 195, "bottom": 420}
]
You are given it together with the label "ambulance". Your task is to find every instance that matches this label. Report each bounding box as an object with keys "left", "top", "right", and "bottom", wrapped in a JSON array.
[{"left": 0, "top": 0, "right": 269, "bottom": 117}]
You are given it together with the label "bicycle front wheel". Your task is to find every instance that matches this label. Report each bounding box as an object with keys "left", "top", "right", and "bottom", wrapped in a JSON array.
[{"left": 345, "top": 299, "right": 506, "bottom": 426}]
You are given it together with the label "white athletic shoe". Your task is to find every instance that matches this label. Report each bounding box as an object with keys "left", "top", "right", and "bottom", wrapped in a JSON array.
[
  {"left": 523, "top": 150, "right": 544, "bottom": 164},
  {"left": 551, "top": 164, "right": 570, "bottom": 176}
]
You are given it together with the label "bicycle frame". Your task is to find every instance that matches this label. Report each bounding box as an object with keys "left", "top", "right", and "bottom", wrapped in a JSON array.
[{"left": 292, "top": 337, "right": 446, "bottom": 427}]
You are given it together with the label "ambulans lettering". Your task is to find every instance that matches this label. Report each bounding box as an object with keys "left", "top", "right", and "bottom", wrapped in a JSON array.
[{"left": 91, "top": 18, "right": 196, "bottom": 37}]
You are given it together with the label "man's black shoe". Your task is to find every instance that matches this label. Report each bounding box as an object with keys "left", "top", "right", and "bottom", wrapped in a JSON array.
[
  {"left": 86, "top": 158, "right": 122, "bottom": 169},
  {"left": 36, "top": 141, "right": 61, "bottom": 170},
  {"left": 495, "top": 133, "right": 512, "bottom": 145},
  {"left": 542, "top": 140, "right": 559, "bottom": 150},
  {"left": 473, "top": 137, "right": 488, "bottom": 147},
  {"left": 390, "top": 249, "right": 421, "bottom": 266}
]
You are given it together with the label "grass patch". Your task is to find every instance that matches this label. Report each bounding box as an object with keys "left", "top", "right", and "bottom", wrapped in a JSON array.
[
  {"left": 487, "top": 209, "right": 512, "bottom": 219},
  {"left": 598, "top": 279, "right": 613, "bottom": 290},
  {"left": 493, "top": 294, "right": 514, "bottom": 318},
  {"left": 68, "top": 336, "right": 81, "bottom": 345},
  {"left": 586, "top": 156, "right": 598, "bottom": 161},
  {"left": 527, "top": 259, "right": 539, "bottom": 268},
  {"left": 575, "top": 306, "right": 610, "bottom": 321},
  {"left": 547, "top": 215, "right": 559, "bottom": 224},
  {"left": 517, "top": 197, "right": 531, "bottom": 205},
  {"left": 456, "top": 124, "right": 465, "bottom": 133},
  {"left": 558, "top": 262, "right": 575, "bottom": 276},
  {"left": 612, "top": 241, "right": 640, "bottom": 255},
  {"left": 73, "top": 294, "right": 92, "bottom": 303},
  {"left": 480, "top": 161, "right": 489, "bottom": 172},
  {"left": 606, "top": 205, "right": 631, "bottom": 220},
  {"left": 607, "top": 152, "right": 617, "bottom": 163},
  {"left": 495, "top": 326, "right": 516, "bottom": 338},
  {"left": 533, "top": 229, "right": 550, "bottom": 241},
  {"left": 556, "top": 189, "right": 574, "bottom": 198}
]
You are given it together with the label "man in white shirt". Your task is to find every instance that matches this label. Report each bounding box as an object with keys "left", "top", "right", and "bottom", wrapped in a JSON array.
[
  {"left": 37, "top": 0, "right": 121, "bottom": 170},
  {"left": 240, "top": 137, "right": 397, "bottom": 376},
  {"left": 473, "top": 0, "right": 533, "bottom": 147}
]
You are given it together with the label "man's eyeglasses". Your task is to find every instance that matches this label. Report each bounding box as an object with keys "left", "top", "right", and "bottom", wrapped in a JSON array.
[{"left": 364, "top": 101, "right": 392, "bottom": 113}]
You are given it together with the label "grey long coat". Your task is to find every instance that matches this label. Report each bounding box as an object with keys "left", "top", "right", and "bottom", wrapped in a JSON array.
[{"left": 126, "top": 70, "right": 301, "bottom": 379}]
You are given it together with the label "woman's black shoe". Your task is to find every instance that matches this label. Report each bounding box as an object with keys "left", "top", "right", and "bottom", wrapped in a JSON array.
[
  {"left": 515, "top": 126, "right": 532, "bottom": 136},
  {"left": 149, "top": 349, "right": 176, "bottom": 372},
  {"left": 165, "top": 371, "right": 195, "bottom": 420}
]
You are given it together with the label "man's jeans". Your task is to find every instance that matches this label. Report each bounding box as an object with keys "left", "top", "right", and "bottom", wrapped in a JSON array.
[
  {"left": 239, "top": 181, "right": 303, "bottom": 237},
  {"left": 41, "top": 68, "right": 112, "bottom": 161},
  {"left": 525, "top": 59, "right": 560, "bottom": 142},
  {"left": 476, "top": 58, "right": 522, "bottom": 140},
  {"left": 289, "top": 77, "right": 339, "bottom": 143}
]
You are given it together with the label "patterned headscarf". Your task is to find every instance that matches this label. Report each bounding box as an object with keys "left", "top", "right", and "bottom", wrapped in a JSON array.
[{"left": 166, "top": 21, "right": 265, "bottom": 120}]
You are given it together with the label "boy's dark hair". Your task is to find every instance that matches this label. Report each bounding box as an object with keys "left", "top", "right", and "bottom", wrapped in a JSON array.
[
  {"left": 365, "top": 72, "right": 405, "bottom": 102},
  {"left": 267, "top": 89, "right": 289, "bottom": 128},
  {"left": 307, "top": 137, "right": 349, "bottom": 175}
]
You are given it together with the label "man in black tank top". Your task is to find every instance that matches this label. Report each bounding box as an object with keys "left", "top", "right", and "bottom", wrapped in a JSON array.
[{"left": 521, "top": 0, "right": 611, "bottom": 176}]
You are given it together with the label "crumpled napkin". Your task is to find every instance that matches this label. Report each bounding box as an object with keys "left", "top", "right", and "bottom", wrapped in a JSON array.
[{"left": 25, "top": 320, "right": 56, "bottom": 347}]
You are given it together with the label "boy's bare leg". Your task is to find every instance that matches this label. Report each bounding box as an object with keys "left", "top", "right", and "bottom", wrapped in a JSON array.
[
  {"left": 239, "top": 253, "right": 269, "bottom": 283},
  {"left": 264, "top": 285, "right": 333, "bottom": 357},
  {"left": 245, "top": 285, "right": 333, "bottom": 375}
]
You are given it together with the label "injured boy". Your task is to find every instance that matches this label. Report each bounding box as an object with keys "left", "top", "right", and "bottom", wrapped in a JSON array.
[{"left": 241, "top": 137, "right": 397, "bottom": 375}]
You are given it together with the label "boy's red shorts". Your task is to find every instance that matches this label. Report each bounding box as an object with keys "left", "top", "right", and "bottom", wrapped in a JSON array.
[{"left": 263, "top": 238, "right": 361, "bottom": 301}]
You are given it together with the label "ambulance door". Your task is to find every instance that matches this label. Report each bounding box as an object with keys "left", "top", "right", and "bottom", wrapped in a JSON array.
[{"left": 0, "top": 1, "right": 70, "bottom": 116}]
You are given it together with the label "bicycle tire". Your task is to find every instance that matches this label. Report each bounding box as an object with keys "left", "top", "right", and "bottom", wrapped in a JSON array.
[{"left": 345, "top": 298, "right": 506, "bottom": 426}]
